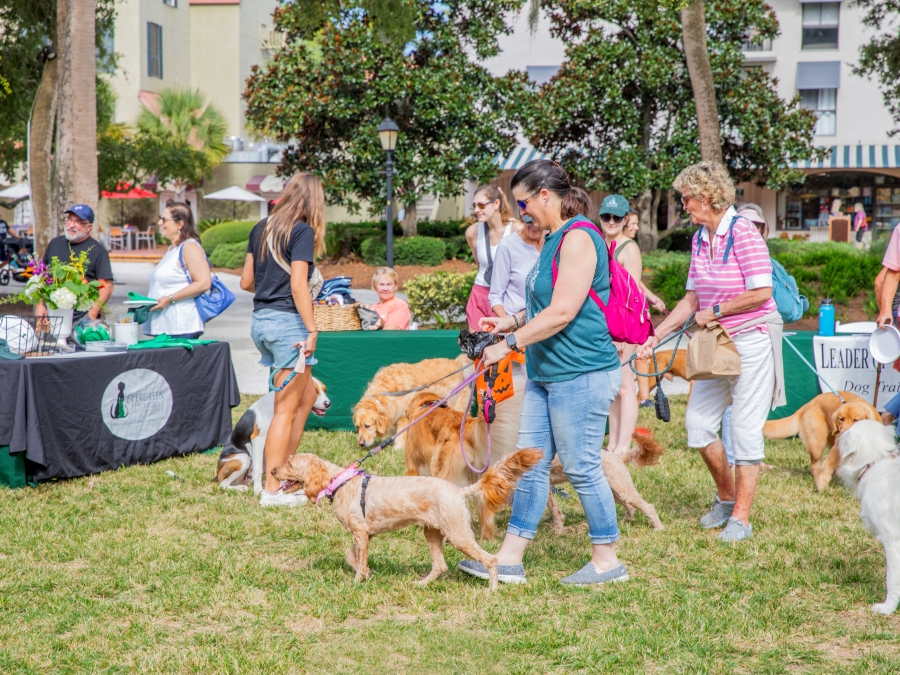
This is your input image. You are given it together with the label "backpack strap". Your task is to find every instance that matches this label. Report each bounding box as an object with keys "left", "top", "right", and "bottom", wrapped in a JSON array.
[
  {"left": 482, "top": 222, "right": 493, "bottom": 284},
  {"left": 695, "top": 214, "right": 741, "bottom": 263},
  {"left": 550, "top": 221, "right": 607, "bottom": 311}
]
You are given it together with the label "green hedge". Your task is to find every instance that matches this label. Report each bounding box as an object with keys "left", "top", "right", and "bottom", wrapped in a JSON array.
[
  {"left": 417, "top": 219, "right": 466, "bottom": 239},
  {"left": 200, "top": 220, "right": 256, "bottom": 255},
  {"left": 360, "top": 236, "right": 447, "bottom": 266},
  {"left": 197, "top": 217, "right": 230, "bottom": 234},
  {"left": 647, "top": 240, "right": 884, "bottom": 317},
  {"left": 444, "top": 235, "right": 473, "bottom": 263},
  {"left": 209, "top": 241, "right": 248, "bottom": 269},
  {"left": 326, "top": 221, "right": 402, "bottom": 259},
  {"left": 657, "top": 227, "right": 699, "bottom": 252},
  {"left": 406, "top": 270, "right": 477, "bottom": 327}
]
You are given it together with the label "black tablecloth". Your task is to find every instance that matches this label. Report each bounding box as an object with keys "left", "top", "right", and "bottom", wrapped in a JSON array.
[{"left": 0, "top": 343, "right": 240, "bottom": 481}]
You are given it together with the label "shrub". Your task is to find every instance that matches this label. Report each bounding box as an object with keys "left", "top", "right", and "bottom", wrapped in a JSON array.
[
  {"left": 395, "top": 236, "right": 446, "bottom": 266},
  {"left": 200, "top": 220, "right": 256, "bottom": 255},
  {"left": 208, "top": 241, "right": 248, "bottom": 269},
  {"left": 417, "top": 219, "right": 466, "bottom": 239},
  {"left": 406, "top": 270, "right": 477, "bottom": 327},
  {"left": 197, "top": 217, "right": 229, "bottom": 234},
  {"left": 650, "top": 260, "right": 691, "bottom": 308},
  {"left": 360, "top": 236, "right": 387, "bottom": 266},
  {"left": 444, "top": 235, "right": 473, "bottom": 262}
]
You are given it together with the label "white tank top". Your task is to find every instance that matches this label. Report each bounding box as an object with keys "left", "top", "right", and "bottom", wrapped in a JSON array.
[
  {"left": 147, "top": 239, "right": 205, "bottom": 336},
  {"left": 474, "top": 221, "right": 513, "bottom": 287}
]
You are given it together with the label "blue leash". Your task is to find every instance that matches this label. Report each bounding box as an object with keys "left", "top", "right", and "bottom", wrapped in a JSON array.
[
  {"left": 782, "top": 336, "right": 846, "bottom": 403},
  {"left": 269, "top": 349, "right": 304, "bottom": 392}
]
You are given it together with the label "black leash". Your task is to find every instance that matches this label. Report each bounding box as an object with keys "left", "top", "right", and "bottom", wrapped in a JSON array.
[{"left": 625, "top": 314, "right": 697, "bottom": 378}]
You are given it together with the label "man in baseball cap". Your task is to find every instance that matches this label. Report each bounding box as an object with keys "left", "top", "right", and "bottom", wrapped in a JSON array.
[{"left": 37, "top": 203, "right": 114, "bottom": 323}]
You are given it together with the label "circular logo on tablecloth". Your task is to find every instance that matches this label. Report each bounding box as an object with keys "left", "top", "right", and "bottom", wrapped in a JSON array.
[{"left": 101, "top": 368, "right": 173, "bottom": 440}]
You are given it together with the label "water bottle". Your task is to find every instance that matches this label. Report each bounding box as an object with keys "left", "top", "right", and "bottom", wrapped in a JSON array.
[{"left": 818, "top": 298, "right": 835, "bottom": 336}]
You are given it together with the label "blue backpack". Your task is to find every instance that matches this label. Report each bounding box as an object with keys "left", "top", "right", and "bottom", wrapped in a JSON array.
[{"left": 771, "top": 258, "right": 808, "bottom": 323}]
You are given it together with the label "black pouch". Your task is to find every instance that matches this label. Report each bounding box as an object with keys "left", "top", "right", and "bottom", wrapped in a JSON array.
[{"left": 458, "top": 328, "right": 498, "bottom": 361}]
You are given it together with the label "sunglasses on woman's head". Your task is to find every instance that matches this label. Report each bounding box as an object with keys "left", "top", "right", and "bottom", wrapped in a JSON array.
[{"left": 599, "top": 214, "right": 624, "bottom": 224}]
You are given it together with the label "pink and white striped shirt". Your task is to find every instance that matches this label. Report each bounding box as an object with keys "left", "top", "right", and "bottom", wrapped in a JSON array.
[{"left": 686, "top": 207, "right": 777, "bottom": 336}]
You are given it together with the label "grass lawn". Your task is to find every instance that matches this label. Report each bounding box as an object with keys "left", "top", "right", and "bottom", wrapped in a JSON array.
[{"left": 1, "top": 394, "right": 898, "bottom": 674}]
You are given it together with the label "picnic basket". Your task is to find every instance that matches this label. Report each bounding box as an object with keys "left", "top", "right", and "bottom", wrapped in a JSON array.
[{"left": 313, "top": 303, "right": 362, "bottom": 331}]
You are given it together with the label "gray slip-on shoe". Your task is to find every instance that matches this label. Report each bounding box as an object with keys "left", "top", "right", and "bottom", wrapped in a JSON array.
[
  {"left": 717, "top": 516, "right": 752, "bottom": 542},
  {"left": 699, "top": 494, "right": 735, "bottom": 529},
  {"left": 560, "top": 562, "right": 629, "bottom": 586},
  {"left": 457, "top": 559, "right": 526, "bottom": 584}
]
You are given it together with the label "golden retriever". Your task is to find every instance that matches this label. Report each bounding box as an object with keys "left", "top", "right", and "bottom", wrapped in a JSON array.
[
  {"left": 353, "top": 355, "right": 472, "bottom": 450},
  {"left": 404, "top": 391, "right": 666, "bottom": 536},
  {"left": 763, "top": 391, "right": 880, "bottom": 490},
  {"left": 271, "top": 449, "right": 543, "bottom": 591}
]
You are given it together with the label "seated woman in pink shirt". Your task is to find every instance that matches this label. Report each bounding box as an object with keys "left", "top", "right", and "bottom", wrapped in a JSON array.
[{"left": 368, "top": 266, "right": 411, "bottom": 330}]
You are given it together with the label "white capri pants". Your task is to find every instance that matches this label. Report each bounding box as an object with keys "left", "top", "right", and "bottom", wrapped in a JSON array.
[{"left": 685, "top": 330, "right": 775, "bottom": 464}]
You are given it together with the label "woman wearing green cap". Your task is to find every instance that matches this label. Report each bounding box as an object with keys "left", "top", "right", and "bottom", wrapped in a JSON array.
[{"left": 598, "top": 195, "right": 644, "bottom": 455}]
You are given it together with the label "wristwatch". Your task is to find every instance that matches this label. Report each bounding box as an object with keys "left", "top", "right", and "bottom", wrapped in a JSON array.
[
  {"left": 505, "top": 333, "right": 517, "bottom": 350},
  {"left": 713, "top": 304, "right": 723, "bottom": 318}
]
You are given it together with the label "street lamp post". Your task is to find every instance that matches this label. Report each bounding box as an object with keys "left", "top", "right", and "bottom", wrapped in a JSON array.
[{"left": 377, "top": 117, "right": 399, "bottom": 267}]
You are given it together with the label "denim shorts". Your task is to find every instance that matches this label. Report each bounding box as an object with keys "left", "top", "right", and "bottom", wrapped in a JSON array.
[{"left": 251, "top": 308, "right": 318, "bottom": 370}]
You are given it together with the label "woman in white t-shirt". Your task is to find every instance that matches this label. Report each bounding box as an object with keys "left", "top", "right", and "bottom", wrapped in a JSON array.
[
  {"left": 147, "top": 202, "right": 211, "bottom": 339},
  {"left": 464, "top": 185, "right": 521, "bottom": 329}
]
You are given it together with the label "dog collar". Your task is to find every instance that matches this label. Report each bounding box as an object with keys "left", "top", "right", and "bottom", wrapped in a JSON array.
[
  {"left": 857, "top": 450, "right": 900, "bottom": 482},
  {"left": 316, "top": 464, "right": 366, "bottom": 504}
]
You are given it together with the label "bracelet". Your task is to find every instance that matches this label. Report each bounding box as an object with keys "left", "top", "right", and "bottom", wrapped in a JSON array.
[
  {"left": 512, "top": 314, "right": 519, "bottom": 331},
  {"left": 308, "top": 330, "right": 318, "bottom": 334},
  {"left": 169, "top": 295, "right": 176, "bottom": 304}
]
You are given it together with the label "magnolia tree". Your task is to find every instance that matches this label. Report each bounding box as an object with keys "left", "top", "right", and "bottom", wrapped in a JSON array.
[
  {"left": 245, "top": 0, "right": 529, "bottom": 236},
  {"left": 527, "top": 0, "right": 824, "bottom": 250}
]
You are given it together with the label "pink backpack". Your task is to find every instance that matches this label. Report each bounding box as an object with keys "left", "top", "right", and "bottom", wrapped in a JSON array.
[{"left": 551, "top": 221, "right": 654, "bottom": 345}]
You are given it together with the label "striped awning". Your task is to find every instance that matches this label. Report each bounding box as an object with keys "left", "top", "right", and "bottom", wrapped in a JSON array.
[
  {"left": 497, "top": 144, "right": 550, "bottom": 171},
  {"left": 791, "top": 145, "right": 900, "bottom": 170}
]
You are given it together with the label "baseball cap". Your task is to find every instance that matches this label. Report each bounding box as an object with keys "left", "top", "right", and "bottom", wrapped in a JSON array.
[
  {"left": 599, "top": 194, "right": 630, "bottom": 218},
  {"left": 64, "top": 204, "right": 94, "bottom": 224}
]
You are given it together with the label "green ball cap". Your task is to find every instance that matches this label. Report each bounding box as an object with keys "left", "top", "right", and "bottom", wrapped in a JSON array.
[{"left": 599, "top": 194, "right": 630, "bottom": 217}]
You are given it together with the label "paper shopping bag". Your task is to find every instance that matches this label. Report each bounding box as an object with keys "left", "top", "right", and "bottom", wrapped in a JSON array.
[{"left": 685, "top": 321, "right": 742, "bottom": 380}]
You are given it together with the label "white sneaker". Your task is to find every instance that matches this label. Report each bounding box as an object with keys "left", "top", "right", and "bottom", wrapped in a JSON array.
[{"left": 259, "top": 488, "right": 308, "bottom": 507}]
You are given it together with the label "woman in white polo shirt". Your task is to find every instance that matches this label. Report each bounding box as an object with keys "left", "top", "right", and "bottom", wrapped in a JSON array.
[{"left": 637, "top": 162, "right": 784, "bottom": 543}]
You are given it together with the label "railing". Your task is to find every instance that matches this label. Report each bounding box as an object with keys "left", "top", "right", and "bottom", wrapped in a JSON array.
[
  {"left": 260, "top": 30, "right": 285, "bottom": 52},
  {"left": 742, "top": 38, "right": 773, "bottom": 52},
  {"left": 808, "top": 226, "right": 830, "bottom": 243}
]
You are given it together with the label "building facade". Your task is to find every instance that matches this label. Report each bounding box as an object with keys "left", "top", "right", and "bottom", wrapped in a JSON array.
[{"left": 483, "top": 1, "right": 899, "bottom": 237}]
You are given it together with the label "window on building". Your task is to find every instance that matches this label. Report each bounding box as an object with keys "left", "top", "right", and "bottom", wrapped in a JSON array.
[
  {"left": 147, "top": 23, "right": 163, "bottom": 78},
  {"left": 800, "top": 88, "right": 837, "bottom": 136},
  {"left": 802, "top": 2, "right": 839, "bottom": 50},
  {"left": 526, "top": 65, "right": 560, "bottom": 86},
  {"left": 163, "top": 0, "right": 177, "bottom": 6}
]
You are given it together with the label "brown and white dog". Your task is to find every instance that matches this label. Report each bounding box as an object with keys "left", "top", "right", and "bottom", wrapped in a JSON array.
[
  {"left": 836, "top": 419, "right": 900, "bottom": 615},
  {"left": 353, "top": 355, "right": 473, "bottom": 450},
  {"left": 271, "top": 448, "right": 543, "bottom": 590},
  {"left": 215, "top": 377, "right": 330, "bottom": 493},
  {"left": 763, "top": 391, "right": 880, "bottom": 490}
]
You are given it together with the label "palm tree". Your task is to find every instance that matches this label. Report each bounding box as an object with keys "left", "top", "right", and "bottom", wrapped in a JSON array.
[{"left": 136, "top": 88, "right": 229, "bottom": 199}]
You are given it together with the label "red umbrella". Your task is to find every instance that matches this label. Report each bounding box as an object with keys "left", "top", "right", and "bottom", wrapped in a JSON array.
[{"left": 101, "top": 183, "right": 157, "bottom": 226}]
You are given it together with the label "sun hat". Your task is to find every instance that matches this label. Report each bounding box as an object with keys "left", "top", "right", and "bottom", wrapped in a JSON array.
[
  {"left": 737, "top": 203, "right": 766, "bottom": 225},
  {"left": 598, "top": 194, "right": 630, "bottom": 218}
]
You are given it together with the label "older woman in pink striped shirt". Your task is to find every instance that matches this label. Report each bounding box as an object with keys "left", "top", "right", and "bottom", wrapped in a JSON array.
[{"left": 637, "top": 162, "right": 784, "bottom": 543}]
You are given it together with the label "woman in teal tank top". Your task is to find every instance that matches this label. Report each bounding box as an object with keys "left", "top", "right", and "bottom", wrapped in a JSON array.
[{"left": 457, "top": 160, "right": 628, "bottom": 587}]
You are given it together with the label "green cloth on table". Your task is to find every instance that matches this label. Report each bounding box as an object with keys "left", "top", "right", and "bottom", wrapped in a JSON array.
[
  {"left": 127, "top": 306, "right": 151, "bottom": 324},
  {"left": 127, "top": 334, "right": 217, "bottom": 351},
  {"left": 306, "top": 330, "right": 464, "bottom": 431},
  {"left": 0, "top": 447, "right": 26, "bottom": 488}
]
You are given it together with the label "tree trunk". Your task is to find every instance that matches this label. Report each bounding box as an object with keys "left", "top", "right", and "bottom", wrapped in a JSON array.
[
  {"left": 635, "top": 188, "right": 657, "bottom": 252},
  {"left": 401, "top": 201, "right": 417, "bottom": 237},
  {"left": 53, "top": 0, "right": 99, "bottom": 240},
  {"left": 30, "top": 58, "right": 59, "bottom": 255},
  {"left": 650, "top": 188, "right": 662, "bottom": 234},
  {"left": 681, "top": 0, "right": 723, "bottom": 165}
]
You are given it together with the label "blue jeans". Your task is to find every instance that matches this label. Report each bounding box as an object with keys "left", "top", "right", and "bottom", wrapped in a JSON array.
[{"left": 507, "top": 368, "right": 622, "bottom": 545}]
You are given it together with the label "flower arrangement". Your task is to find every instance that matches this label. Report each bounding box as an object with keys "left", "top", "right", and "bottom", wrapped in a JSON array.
[{"left": 15, "top": 249, "right": 103, "bottom": 311}]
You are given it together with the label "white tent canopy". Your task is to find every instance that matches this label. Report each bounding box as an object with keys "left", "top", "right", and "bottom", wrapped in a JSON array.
[
  {"left": 203, "top": 185, "right": 267, "bottom": 219},
  {"left": 0, "top": 183, "right": 31, "bottom": 201},
  {"left": 203, "top": 186, "right": 266, "bottom": 202}
]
